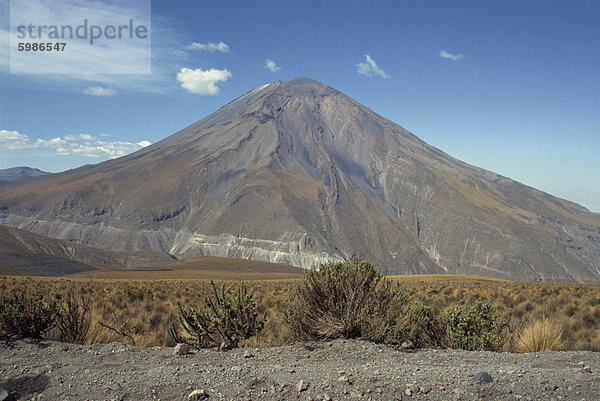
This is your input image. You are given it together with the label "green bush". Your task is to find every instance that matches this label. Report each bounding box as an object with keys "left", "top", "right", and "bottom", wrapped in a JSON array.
[
  {"left": 0, "top": 291, "right": 61, "bottom": 340},
  {"left": 444, "top": 301, "right": 501, "bottom": 351},
  {"left": 168, "top": 281, "right": 266, "bottom": 348},
  {"left": 286, "top": 258, "right": 411, "bottom": 342},
  {"left": 395, "top": 301, "right": 446, "bottom": 348}
]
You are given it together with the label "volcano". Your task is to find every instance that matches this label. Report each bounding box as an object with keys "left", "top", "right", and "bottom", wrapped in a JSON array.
[{"left": 1, "top": 78, "right": 599, "bottom": 281}]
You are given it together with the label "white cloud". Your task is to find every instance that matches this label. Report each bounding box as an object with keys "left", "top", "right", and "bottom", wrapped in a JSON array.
[
  {"left": 356, "top": 55, "right": 389, "bottom": 78},
  {"left": 0, "top": 129, "right": 151, "bottom": 159},
  {"left": 176, "top": 67, "right": 232, "bottom": 95},
  {"left": 0, "top": 130, "right": 30, "bottom": 149},
  {"left": 439, "top": 50, "right": 464, "bottom": 61},
  {"left": 8, "top": 0, "right": 151, "bottom": 75},
  {"left": 188, "top": 41, "right": 230, "bottom": 53},
  {"left": 0, "top": 4, "right": 186, "bottom": 94},
  {"left": 264, "top": 59, "right": 282, "bottom": 72},
  {"left": 82, "top": 86, "right": 117, "bottom": 97}
]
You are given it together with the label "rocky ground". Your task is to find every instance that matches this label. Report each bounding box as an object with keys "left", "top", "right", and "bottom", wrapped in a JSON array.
[{"left": 1, "top": 338, "right": 598, "bottom": 401}]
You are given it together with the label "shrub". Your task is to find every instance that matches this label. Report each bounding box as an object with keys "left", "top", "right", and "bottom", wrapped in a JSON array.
[
  {"left": 444, "top": 301, "right": 501, "bottom": 351},
  {"left": 358, "top": 279, "right": 412, "bottom": 344},
  {"left": 168, "top": 281, "right": 265, "bottom": 348},
  {"left": 57, "top": 292, "right": 90, "bottom": 344},
  {"left": 286, "top": 258, "right": 411, "bottom": 342},
  {"left": 125, "top": 288, "right": 153, "bottom": 302},
  {"left": 395, "top": 302, "right": 445, "bottom": 348},
  {"left": 515, "top": 317, "right": 565, "bottom": 353},
  {"left": 0, "top": 291, "right": 60, "bottom": 340}
]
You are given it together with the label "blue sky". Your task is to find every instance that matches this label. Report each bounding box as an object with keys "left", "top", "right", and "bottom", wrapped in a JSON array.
[{"left": 0, "top": 0, "right": 598, "bottom": 212}]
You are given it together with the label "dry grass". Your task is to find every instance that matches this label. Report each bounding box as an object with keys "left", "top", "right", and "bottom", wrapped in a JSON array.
[
  {"left": 0, "top": 276, "right": 294, "bottom": 347},
  {"left": 515, "top": 318, "right": 565, "bottom": 353},
  {"left": 393, "top": 275, "right": 600, "bottom": 351},
  {"left": 1, "top": 272, "right": 599, "bottom": 351}
]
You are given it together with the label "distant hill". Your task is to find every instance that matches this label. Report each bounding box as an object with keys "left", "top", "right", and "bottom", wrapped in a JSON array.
[
  {"left": 1, "top": 78, "right": 599, "bottom": 282},
  {"left": 0, "top": 225, "right": 301, "bottom": 279},
  {"left": 0, "top": 166, "right": 50, "bottom": 185},
  {"left": 0, "top": 225, "right": 177, "bottom": 276}
]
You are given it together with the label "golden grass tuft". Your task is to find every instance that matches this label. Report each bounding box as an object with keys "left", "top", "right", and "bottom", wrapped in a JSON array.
[{"left": 515, "top": 317, "right": 565, "bottom": 353}]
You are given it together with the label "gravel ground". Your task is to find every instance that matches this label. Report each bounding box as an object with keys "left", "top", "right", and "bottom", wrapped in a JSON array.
[{"left": 1, "top": 338, "right": 598, "bottom": 401}]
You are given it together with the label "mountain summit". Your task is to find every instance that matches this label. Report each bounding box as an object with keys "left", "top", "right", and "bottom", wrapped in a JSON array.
[{"left": 1, "top": 78, "right": 599, "bottom": 281}]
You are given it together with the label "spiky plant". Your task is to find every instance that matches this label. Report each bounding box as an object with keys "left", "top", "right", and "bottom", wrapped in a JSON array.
[{"left": 168, "top": 280, "right": 266, "bottom": 348}]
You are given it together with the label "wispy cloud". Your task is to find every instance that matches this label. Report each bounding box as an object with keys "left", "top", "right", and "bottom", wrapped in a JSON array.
[
  {"left": 188, "top": 41, "right": 230, "bottom": 53},
  {"left": 176, "top": 67, "right": 232, "bottom": 95},
  {"left": 439, "top": 50, "right": 464, "bottom": 61},
  {"left": 82, "top": 86, "right": 117, "bottom": 97},
  {"left": 356, "top": 55, "right": 389, "bottom": 78},
  {"left": 264, "top": 59, "right": 282, "bottom": 73},
  {"left": 0, "top": 129, "right": 151, "bottom": 159},
  {"left": 172, "top": 49, "right": 187, "bottom": 57},
  {"left": 0, "top": 2, "right": 187, "bottom": 94},
  {"left": 8, "top": 0, "right": 151, "bottom": 75}
]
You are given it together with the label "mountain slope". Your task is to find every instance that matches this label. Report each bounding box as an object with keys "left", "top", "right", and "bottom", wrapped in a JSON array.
[
  {"left": 1, "top": 78, "right": 598, "bottom": 281},
  {"left": 0, "top": 225, "right": 177, "bottom": 276}
]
